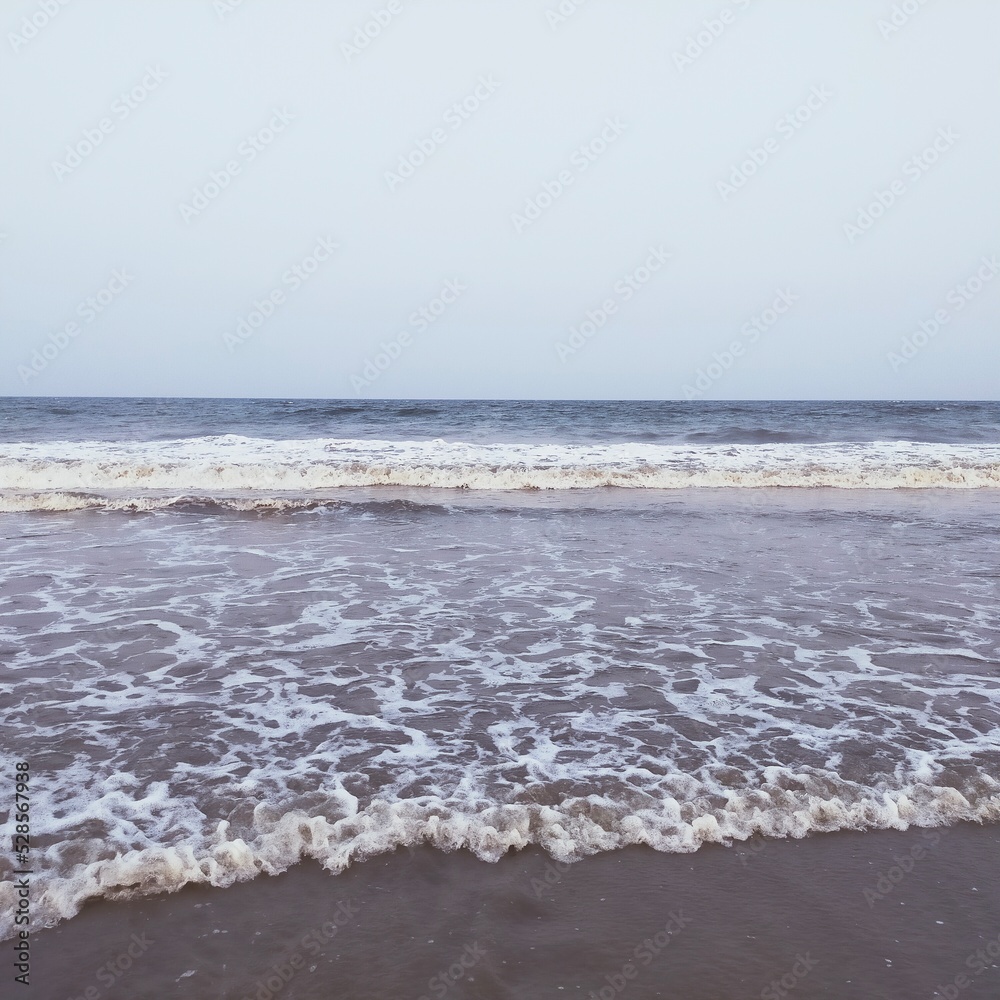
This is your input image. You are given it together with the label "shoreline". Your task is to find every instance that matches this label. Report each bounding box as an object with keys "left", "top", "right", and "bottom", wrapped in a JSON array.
[{"left": 28, "top": 822, "right": 1000, "bottom": 999}]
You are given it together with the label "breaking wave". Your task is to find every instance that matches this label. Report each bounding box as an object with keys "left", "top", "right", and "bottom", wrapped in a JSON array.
[
  {"left": 2, "top": 770, "right": 997, "bottom": 940},
  {"left": 1, "top": 436, "right": 999, "bottom": 511}
]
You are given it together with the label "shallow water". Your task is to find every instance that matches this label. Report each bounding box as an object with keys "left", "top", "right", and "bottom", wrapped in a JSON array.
[{"left": 1, "top": 399, "right": 998, "bottom": 959}]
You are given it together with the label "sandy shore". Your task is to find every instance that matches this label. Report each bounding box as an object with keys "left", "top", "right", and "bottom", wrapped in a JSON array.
[{"left": 25, "top": 821, "right": 1000, "bottom": 999}]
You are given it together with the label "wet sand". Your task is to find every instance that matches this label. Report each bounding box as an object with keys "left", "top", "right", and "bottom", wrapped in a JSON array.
[{"left": 31, "top": 822, "right": 1000, "bottom": 999}]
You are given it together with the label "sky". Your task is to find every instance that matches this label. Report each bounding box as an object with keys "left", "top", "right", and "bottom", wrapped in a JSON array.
[{"left": 1, "top": 0, "right": 998, "bottom": 400}]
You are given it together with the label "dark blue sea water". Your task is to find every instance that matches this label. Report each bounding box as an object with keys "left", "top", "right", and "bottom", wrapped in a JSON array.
[{"left": 2, "top": 397, "right": 999, "bottom": 445}]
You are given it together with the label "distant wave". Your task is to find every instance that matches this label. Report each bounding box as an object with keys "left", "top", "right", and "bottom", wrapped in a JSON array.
[
  {"left": 683, "top": 426, "right": 820, "bottom": 444},
  {"left": 1, "top": 436, "right": 999, "bottom": 511},
  {"left": 0, "top": 493, "right": 458, "bottom": 514}
]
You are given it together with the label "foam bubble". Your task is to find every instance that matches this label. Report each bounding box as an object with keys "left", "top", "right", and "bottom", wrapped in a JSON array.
[{"left": 2, "top": 774, "right": 997, "bottom": 940}]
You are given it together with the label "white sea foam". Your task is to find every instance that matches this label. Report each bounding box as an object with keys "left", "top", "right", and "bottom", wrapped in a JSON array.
[
  {"left": 3, "top": 456, "right": 999, "bottom": 942},
  {"left": 1, "top": 771, "right": 997, "bottom": 940},
  {"left": 1, "top": 436, "right": 999, "bottom": 510}
]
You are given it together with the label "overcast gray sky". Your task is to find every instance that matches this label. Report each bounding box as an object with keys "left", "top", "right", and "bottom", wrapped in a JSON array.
[{"left": 1, "top": 0, "right": 998, "bottom": 399}]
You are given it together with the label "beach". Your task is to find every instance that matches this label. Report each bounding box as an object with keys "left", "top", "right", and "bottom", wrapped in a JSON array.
[
  {"left": 29, "top": 824, "right": 1000, "bottom": 999},
  {"left": 2, "top": 398, "right": 999, "bottom": 998}
]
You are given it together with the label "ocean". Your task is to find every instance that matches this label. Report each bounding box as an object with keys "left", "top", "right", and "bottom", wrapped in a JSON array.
[{"left": 2, "top": 398, "right": 999, "bottom": 999}]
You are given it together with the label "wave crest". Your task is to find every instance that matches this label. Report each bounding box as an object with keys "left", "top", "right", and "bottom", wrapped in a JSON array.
[
  {"left": 2, "top": 771, "right": 997, "bottom": 939},
  {"left": 1, "top": 437, "right": 999, "bottom": 511}
]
